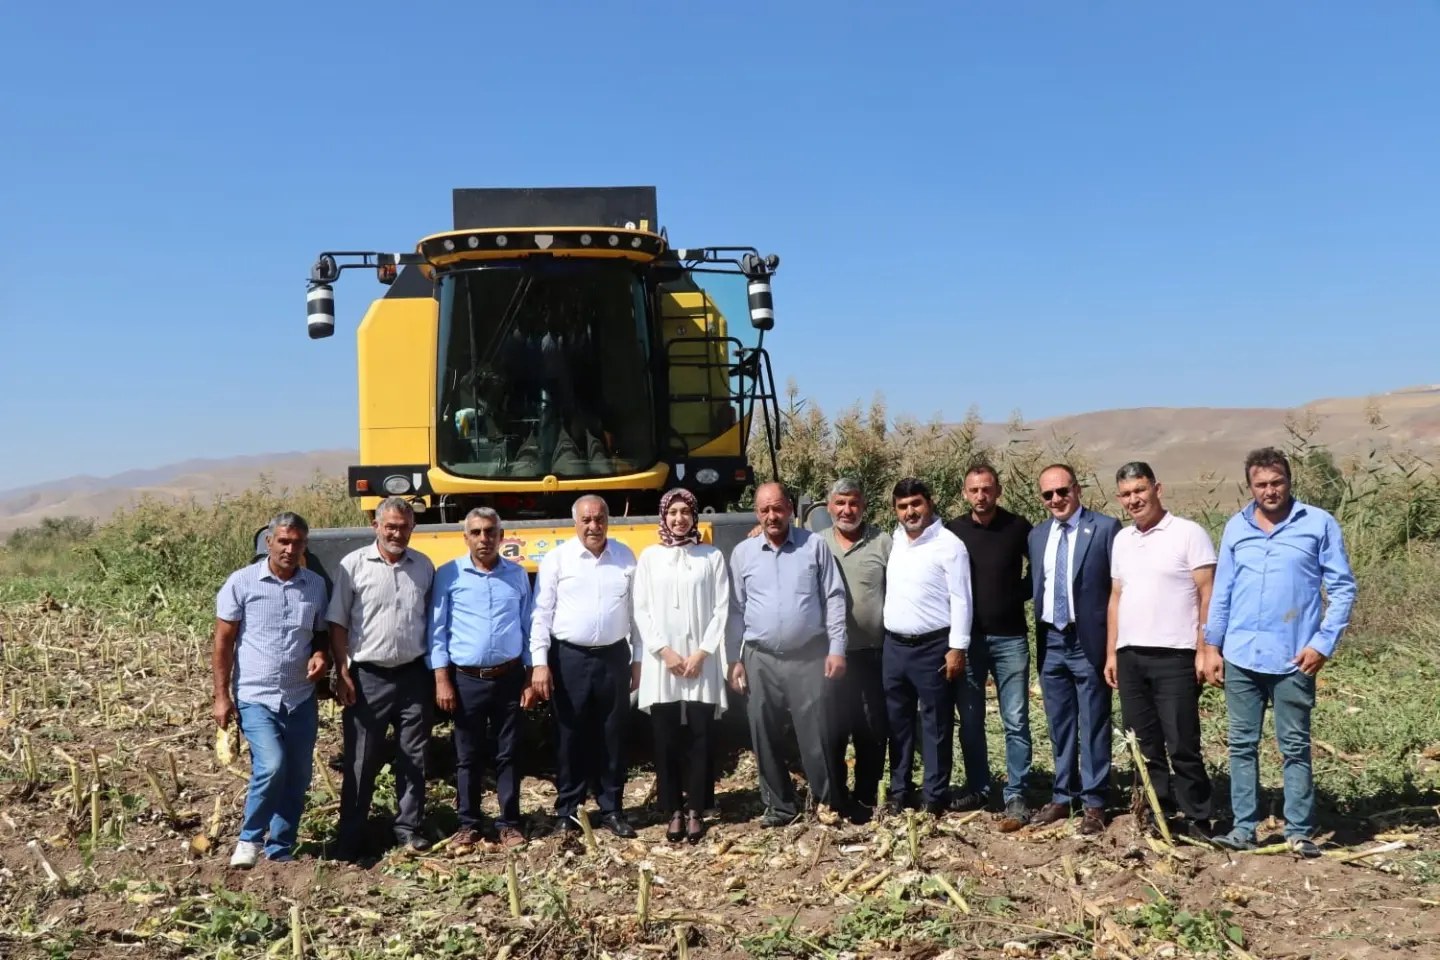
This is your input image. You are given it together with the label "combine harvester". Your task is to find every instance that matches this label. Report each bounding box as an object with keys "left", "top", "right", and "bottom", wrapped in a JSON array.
[{"left": 296, "top": 186, "right": 784, "bottom": 576}]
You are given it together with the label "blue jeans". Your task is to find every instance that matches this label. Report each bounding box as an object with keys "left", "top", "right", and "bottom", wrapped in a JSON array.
[
  {"left": 1224, "top": 663, "right": 1316, "bottom": 840},
  {"left": 237, "top": 697, "right": 318, "bottom": 858},
  {"left": 956, "top": 634, "right": 1033, "bottom": 803}
]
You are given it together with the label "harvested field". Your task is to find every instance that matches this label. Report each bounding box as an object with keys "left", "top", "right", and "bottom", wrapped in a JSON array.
[{"left": 1, "top": 598, "right": 1438, "bottom": 960}]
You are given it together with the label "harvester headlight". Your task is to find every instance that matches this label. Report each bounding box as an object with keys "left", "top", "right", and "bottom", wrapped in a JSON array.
[
  {"left": 382, "top": 474, "right": 413, "bottom": 495},
  {"left": 630, "top": 236, "right": 642, "bottom": 249},
  {"left": 580, "top": 233, "right": 592, "bottom": 246},
  {"left": 307, "top": 283, "right": 335, "bottom": 340},
  {"left": 607, "top": 234, "right": 619, "bottom": 247},
  {"left": 695, "top": 468, "right": 720, "bottom": 485},
  {"left": 442, "top": 238, "right": 456, "bottom": 252},
  {"left": 467, "top": 235, "right": 480, "bottom": 249},
  {"left": 495, "top": 234, "right": 508, "bottom": 247}
]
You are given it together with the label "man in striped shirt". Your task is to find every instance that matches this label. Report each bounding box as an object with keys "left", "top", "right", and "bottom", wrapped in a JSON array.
[
  {"left": 327, "top": 497, "right": 436, "bottom": 861},
  {"left": 213, "top": 512, "right": 331, "bottom": 868}
]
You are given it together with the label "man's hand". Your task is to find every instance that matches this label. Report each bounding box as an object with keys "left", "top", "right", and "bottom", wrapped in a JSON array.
[
  {"left": 531, "top": 664, "right": 554, "bottom": 701},
  {"left": 661, "top": 647, "right": 686, "bottom": 677},
  {"left": 213, "top": 692, "right": 236, "bottom": 729},
  {"left": 681, "top": 650, "right": 708, "bottom": 679},
  {"left": 942, "top": 649, "right": 967, "bottom": 682},
  {"left": 1201, "top": 646, "right": 1225, "bottom": 687},
  {"left": 305, "top": 651, "right": 330, "bottom": 683},
  {"left": 435, "top": 673, "right": 458, "bottom": 714},
  {"left": 520, "top": 685, "right": 539, "bottom": 710},
  {"left": 333, "top": 669, "right": 357, "bottom": 707},
  {"left": 824, "top": 655, "right": 847, "bottom": 680},
  {"left": 728, "top": 661, "right": 748, "bottom": 694},
  {"left": 1293, "top": 646, "right": 1329, "bottom": 676},
  {"left": 1103, "top": 656, "right": 1119, "bottom": 690},
  {"left": 630, "top": 662, "right": 642, "bottom": 692}
]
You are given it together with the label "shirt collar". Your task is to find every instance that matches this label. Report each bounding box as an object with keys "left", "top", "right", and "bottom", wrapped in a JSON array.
[
  {"left": 894, "top": 517, "right": 942, "bottom": 545},
  {"left": 760, "top": 525, "right": 799, "bottom": 551},
  {"left": 1241, "top": 498, "right": 1306, "bottom": 529},
  {"left": 1134, "top": 511, "right": 1174, "bottom": 535},
  {"left": 257, "top": 557, "right": 310, "bottom": 585},
  {"left": 364, "top": 542, "right": 412, "bottom": 564}
]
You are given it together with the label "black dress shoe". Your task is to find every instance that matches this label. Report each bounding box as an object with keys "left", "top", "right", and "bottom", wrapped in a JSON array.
[
  {"left": 922, "top": 799, "right": 948, "bottom": 817},
  {"left": 685, "top": 811, "right": 705, "bottom": 845},
  {"left": 665, "top": 813, "right": 684, "bottom": 844},
  {"left": 599, "top": 812, "right": 637, "bottom": 839},
  {"left": 551, "top": 816, "right": 582, "bottom": 837},
  {"left": 397, "top": 833, "right": 432, "bottom": 853}
]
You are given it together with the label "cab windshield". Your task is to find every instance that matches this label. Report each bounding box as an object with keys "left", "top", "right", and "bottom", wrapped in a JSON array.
[{"left": 436, "top": 260, "right": 656, "bottom": 479}]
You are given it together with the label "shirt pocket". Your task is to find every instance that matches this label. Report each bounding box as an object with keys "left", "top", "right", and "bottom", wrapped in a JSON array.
[{"left": 295, "top": 600, "right": 320, "bottom": 631}]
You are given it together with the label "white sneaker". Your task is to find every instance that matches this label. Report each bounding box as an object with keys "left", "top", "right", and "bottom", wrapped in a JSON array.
[{"left": 230, "top": 840, "right": 260, "bottom": 868}]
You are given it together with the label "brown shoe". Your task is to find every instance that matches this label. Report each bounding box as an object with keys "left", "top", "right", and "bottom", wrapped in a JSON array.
[
  {"left": 451, "top": 827, "right": 483, "bottom": 848},
  {"left": 1029, "top": 802, "right": 1070, "bottom": 827},
  {"left": 1079, "top": 808, "right": 1105, "bottom": 835},
  {"left": 497, "top": 825, "right": 526, "bottom": 849}
]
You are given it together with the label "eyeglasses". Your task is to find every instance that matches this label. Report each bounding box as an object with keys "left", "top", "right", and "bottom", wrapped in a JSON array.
[{"left": 1041, "top": 486, "right": 1072, "bottom": 501}]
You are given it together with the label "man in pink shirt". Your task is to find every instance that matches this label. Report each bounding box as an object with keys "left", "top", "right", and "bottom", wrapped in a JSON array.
[{"left": 1105, "top": 462, "right": 1217, "bottom": 838}]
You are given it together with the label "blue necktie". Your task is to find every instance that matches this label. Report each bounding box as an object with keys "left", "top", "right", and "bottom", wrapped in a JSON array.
[{"left": 1053, "top": 522, "right": 1071, "bottom": 629}]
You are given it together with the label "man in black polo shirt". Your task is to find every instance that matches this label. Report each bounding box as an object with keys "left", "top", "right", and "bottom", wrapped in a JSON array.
[{"left": 946, "top": 463, "right": 1035, "bottom": 830}]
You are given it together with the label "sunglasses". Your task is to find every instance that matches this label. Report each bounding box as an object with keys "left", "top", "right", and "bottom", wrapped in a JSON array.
[{"left": 1041, "top": 486, "right": 1072, "bottom": 501}]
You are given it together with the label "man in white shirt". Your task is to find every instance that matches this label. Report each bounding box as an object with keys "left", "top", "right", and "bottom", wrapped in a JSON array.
[
  {"left": 326, "top": 497, "right": 436, "bottom": 861},
  {"left": 530, "top": 495, "right": 641, "bottom": 839},
  {"left": 1105, "top": 462, "right": 1217, "bottom": 837},
  {"left": 880, "top": 477, "right": 974, "bottom": 817}
]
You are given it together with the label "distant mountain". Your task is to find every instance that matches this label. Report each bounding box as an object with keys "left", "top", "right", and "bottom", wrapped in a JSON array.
[
  {"left": 5, "top": 386, "right": 1439, "bottom": 536},
  {"left": 0, "top": 450, "right": 356, "bottom": 536}
]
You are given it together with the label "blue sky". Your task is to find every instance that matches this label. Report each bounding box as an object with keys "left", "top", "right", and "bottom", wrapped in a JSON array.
[{"left": 3, "top": 2, "right": 1438, "bottom": 491}]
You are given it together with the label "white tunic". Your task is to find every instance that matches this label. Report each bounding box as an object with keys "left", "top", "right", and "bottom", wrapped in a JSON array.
[{"left": 633, "top": 542, "right": 730, "bottom": 714}]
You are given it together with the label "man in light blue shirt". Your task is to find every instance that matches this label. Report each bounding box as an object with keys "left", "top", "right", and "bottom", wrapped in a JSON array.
[
  {"left": 727, "top": 482, "right": 849, "bottom": 826},
  {"left": 1205, "top": 447, "right": 1356, "bottom": 857},
  {"left": 429, "top": 507, "right": 533, "bottom": 848},
  {"left": 213, "top": 512, "right": 330, "bottom": 869}
]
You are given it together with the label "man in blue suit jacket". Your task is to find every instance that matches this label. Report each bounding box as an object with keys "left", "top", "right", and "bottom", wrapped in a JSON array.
[{"left": 1027, "top": 464, "right": 1120, "bottom": 834}]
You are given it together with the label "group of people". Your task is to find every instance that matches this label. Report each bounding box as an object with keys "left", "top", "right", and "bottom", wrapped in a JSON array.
[{"left": 211, "top": 445, "right": 1355, "bottom": 868}]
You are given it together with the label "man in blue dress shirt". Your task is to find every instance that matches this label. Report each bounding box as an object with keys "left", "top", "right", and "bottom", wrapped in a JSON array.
[
  {"left": 1205, "top": 447, "right": 1356, "bottom": 858},
  {"left": 430, "top": 506, "right": 534, "bottom": 849}
]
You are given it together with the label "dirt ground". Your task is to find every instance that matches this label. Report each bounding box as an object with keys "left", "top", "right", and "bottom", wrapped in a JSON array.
[{"left": 1, "top": 610, "right": 1438, "bottom": 959}]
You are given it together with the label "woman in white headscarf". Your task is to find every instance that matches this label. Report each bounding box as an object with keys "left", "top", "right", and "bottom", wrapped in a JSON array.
[{"left": 634, "top": 487, "right": 730, "bottom": 843}]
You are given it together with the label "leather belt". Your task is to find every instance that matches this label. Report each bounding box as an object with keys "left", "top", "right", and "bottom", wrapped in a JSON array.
[
  {"left": 454, "top": 657, "right": 521, "bottom": 679},
  {"left": 887, "top": 627, "right": 949, "bottom": 646}
]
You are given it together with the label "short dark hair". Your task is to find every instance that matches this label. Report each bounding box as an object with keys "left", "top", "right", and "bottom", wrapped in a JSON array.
[
  {"left": 1244, "top": 447, "right": 1291, "bottom": 482},
  {"left": 892, "top": 476, "right": 933, "bottom": 503},
  {"left": 1038, "top": 463, "right": 1079, "bottom": 487},
  {"left": 268, "top": 512, "right": 309, "bottom": 536},
  {"left": 1115, "top": 461, "right": 1156, "bottom": 484},
  {"left": 965, "top": 462, "right": 1001, "bottom": 485}
]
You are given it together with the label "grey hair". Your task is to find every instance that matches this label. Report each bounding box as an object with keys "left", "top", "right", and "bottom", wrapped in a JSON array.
[
  {"left": 463, "top": 506, "right": 502, "bottom": 530},
  {"left": 828, "top": 477, "right": 864, "bottom": 500},
  {"left": 571, "top": 494, "right": 608, "bottom": 522},
  {"left": 375, "top": 497, "right": 415, "bottom": 521},
  {"left": 268, "top": 512, "right": 309, "bottom": 535},
  {"left": 1114, "top": 461, "right": 1157, "bottom": 484}
]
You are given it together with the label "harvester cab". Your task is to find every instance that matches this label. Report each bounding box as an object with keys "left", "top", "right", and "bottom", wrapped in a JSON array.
[{"left": 300, "top": 186, "right": 782, "bottom": 575}]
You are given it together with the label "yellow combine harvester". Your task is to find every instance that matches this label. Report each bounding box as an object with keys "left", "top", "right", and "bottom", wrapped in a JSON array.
[{"left": 299, "top": 186, "right": 781, "bottom": 575}]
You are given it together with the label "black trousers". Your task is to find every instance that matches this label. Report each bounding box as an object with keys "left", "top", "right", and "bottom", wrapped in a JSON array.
[
  {"left": 650, "top": 702, "right": 716, "bottom": 816},
  {"left": 836, "top": 648, "right": 889, "bottom": 807},
  {"left": 883, "top": 634, "right": 954, "bottom": 805},
  {"left": 452, "top": 667, "right": 525, "bottom": 829},
  {"left": 552, "top": 640, "right": 631, "bottom": 816},
  {"left": 338, "top": 658, "right": 430, "bottom": 847},
  {"left": 1116, "top": 646, "right": 1212, "bottom": 821}
]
